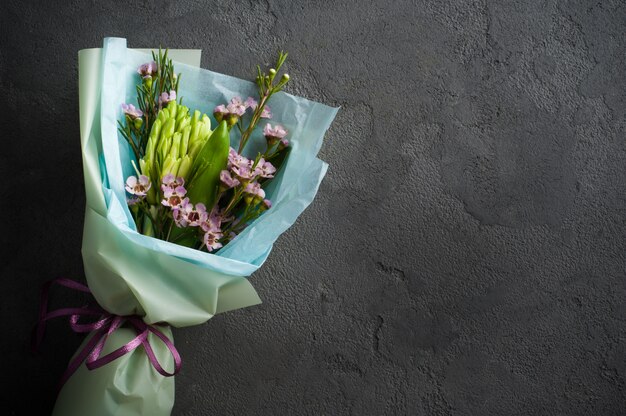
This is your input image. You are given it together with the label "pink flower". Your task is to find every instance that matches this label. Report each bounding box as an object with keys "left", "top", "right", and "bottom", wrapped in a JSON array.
[
  {"left": 244, "top": 182, "right": 265, "bottom": 199},
  {"left": 125, "top": 175, "right": 151, "bottom": 197},
  {"left": 158, "top": 90, "right": 176, "bottom": 106},
  {"left": 257, "top": 160, "right": 276, "bottom": 179},
  {"left": 226, "top": 96, "right": 246, "bottom": 116},
  {"left": 214, "top": 104, "right": 228, "bottom": 115},
  {"left": 173, "top": 199, "right": 207, "bottom": 227},
  {"left": 232, "top": 165, "right": 257, "bottom": 182},
  {"left": 200, "top": 207, "right": 224, "bottom": 252},
  {"left": 214, "top": 97, "right": 250, "bottom": 122},
  {"left": 201, "top": 217, "right": 219, "bottom": 234},
  {"left": 244, "top": 97, "right": 258, "bottom": 109},
  {"left": 263, "top": 123, "right": 287, "bottom": 139},
  {"left": 203, "top": 230, "right": 223, "bottom": 252},
  {"left": 127, "top": 196, "right": 141, "bottom": 206},
  {"left": 200, "top": 206, "right": 224, "bottom": 232},
  {"left": 161, "top": 173, "right": 185, "bottom": 189},
  {"left": 220, "top": 170, "right": 240, "bottom": 189},
  {"left": 161, "top": 174, "right": 186, "bottom": 206},
  {"left": 121, "top": 103, "right": 143, "bottom": 119},
  {"left": 189, "top": 203, "right": 208, "bottom": 226},
  {"left": 137, "top": 61, "right": 157, "bottom": 78},
  {"left": 260, "top": 105, "right": 272, "bottom": 119},
  {"left": 172, "top": 198, "right": 190, "bottom": 227},
  {"left": 262, "top": 199, "right": 272, "bottom": 210},
  {"left": 228, "top": 148, "right": 250, "bottom": 170}
]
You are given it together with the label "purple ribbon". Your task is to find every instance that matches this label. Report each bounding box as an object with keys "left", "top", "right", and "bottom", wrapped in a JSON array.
[{"left": 32, "top": 278, "right": 181, "bottom": 389}]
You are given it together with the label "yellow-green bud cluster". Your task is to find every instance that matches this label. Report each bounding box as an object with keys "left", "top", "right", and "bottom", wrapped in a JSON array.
[{"left": 140, "top": 101, "right": 213, "bottom": 203}]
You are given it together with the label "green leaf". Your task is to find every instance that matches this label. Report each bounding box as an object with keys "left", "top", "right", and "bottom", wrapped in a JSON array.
[{"left": 186, "top": 120, "right": 230, "bottom": 208}]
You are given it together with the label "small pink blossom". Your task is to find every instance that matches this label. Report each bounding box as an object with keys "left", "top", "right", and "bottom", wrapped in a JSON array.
[
  {"left": 228, "top": 148, "right": 250, "bottom": 170},
  {"left": 262, "top": 199, "right": 272, "bottom": 210},
  {"left": 220, "top": 170, "right": 240, "bottom": 189},
  {"left": 260, "top": 105, "right": 272, "bottom": 119},
  {"left": 137, "top": 61, "right": 157, "bottom": 78},
  {"left": 226, "top": 96, "right": 246, "bottom": 116},
  {"left": 127, "top": 196, "right": 141, "bottom": 206},
  {"left": 214, "top": 104, "right": 228, "bottom": 115},
  {"left": 125, "top": 175, "right": 151, "bottom": 196},
  {"left": 244, "top": 97, "right": 258, "bottom": 109},
  {"left": 200, "top": 207, "right": 224, "bottom": 252},
  {"left": 257, "top": 160, "right": 276, "bottom": 179},
  {"left": 203, "top": 230, "right": 223, "bottom": 252},
  {"left": 158, "top": 90, "right": 176, "bottom": 106},
  {"left": 173, "top": 199, "right": 207, "bottom": 227},
  {"left": 201, "top": 217, "right": 220, "bottom": 233},
  {"left": 161, "top": 184, "right": 187, "bottom": 208},
  {"left": 190, "top": 203, "right": 208, "bottom": 226},
  {"left": 244, "top": 182, "right": 265, "bottom": 199},
  {"left": 232, "top": 165, "right": 257, "bottom": 181},
  {"left": 201, "top": 206, "right": 232, "bottom": 234},
  {"left": 161, "top": 174, "right": 185, "bottom": 189},
  {"left": 121, "top": 103, "right": 143, "bottom": 119},
  {"left": 263, "top": 123, "right": 287, "bottom": 139}
]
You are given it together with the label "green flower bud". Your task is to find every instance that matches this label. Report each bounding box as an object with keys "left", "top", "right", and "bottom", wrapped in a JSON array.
[
  {"left": 201, "top": 114, "right": 212, "bottom": 131},
  {"left": 143, "top": 76, "right": 153, "bottom": 90},
  {"left": 253, "top": 194, "right": 264, "bottom": 206},
  {"left": 177, "top": 155, "right": 192, "bottom": 180},
  {"left": 188, "top": 140, "right": 203, "bottom": 160},
  {"left": 276, "top": 73, "right": 290, "bottom": 88},
  {"left": 191, "top": 110, "right": 201, "bottom": 126},
  {"left": 158, "top": 136, "right": 173, "bottom": 164},
  {"left": 133, "top": 117, "right": 143, "bottom": 130},
  {"left": 160, "top": 118, "right": 176, "bottom": 141},
  {"left": 146, "top": 118, "right": 162, "bottom": 164},
  {"left": 277, "top": 138, "right": 289, "bottom": 151},
  {"left": 199, "top": 119, "right": 212, "bottom": 142},
  {"left": 170, "top": 132, "right": 181, "bottom": 160},
  {"left": 175, "top": 106, "right": 189, "bottom": 128},
  {"left": 269, "top": 68, "right": 277, "bottom": 80},
  {"left": 149, "top": 118, "right": 162, "bottom": 142},
  {"left": 180, "top": 125, "right": 191, "bottom": 157},
  {"left": 158, "top": 108, "right": 169, "bottom": 124},
  {"left": 176, "top": 116, "right": 190, "bottom": 133},
  {"left": 190, "top": 121, "right": 202, "bottom": 145},
  {"left": 162, "top": 156, "right": 177, "bottom": 177},
  {"left": 167, "top": 100, "right": 178, "bottom": 119},
  {"left": 139, "top": 159, "right": 149, "bottom": 176},
  {"left": 177, "top": 105, "right": 189, "bottom": 119},
  {"left": 169, "top": 158, "right": 181, "bottom": 177},
  {"left": 226, "top": 114, "right": 239, "bottom": 127}
]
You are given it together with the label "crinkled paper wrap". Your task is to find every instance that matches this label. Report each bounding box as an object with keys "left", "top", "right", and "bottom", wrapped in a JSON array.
[{"left": 53, "top": 38, "right": 337, "bottom": 415}]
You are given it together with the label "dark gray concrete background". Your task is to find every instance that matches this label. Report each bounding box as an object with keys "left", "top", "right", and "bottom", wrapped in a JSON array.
[{"left": 2, "top": 0, "right": 626, "bottom": 414}]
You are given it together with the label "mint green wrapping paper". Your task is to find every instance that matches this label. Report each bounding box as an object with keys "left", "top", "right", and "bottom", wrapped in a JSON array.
[{"left": 53, "top": 38, "right": 337, "bottom": 415}]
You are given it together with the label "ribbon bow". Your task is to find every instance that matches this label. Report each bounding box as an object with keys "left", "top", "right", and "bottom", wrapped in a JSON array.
[{"left": 32, "top": 278, "right": 181, "bottom": 389}]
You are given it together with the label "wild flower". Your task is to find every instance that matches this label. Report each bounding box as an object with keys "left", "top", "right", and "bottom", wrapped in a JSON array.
[{"left": 125, "top": 175, "right": 151, "bottom": 197}]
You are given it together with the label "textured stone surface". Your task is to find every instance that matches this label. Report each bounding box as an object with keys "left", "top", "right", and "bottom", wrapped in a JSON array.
[{"left": 2, "top": 0, "right": 626, "bottom": 414}]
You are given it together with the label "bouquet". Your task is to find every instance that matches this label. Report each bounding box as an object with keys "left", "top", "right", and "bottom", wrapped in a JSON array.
[
  {"left": 36, "top": 38, "right": 337, "bottom": 415},
  {"left": 121, "top": 49, "right": 291, "bottom": 251}
]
